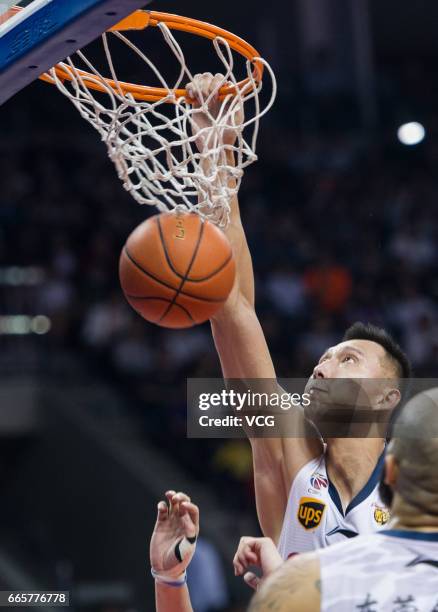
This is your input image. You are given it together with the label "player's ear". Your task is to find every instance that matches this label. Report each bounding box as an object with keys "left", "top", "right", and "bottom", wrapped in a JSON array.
[{"left": 382, "top": 387, "right": 401, "bottom": 412}]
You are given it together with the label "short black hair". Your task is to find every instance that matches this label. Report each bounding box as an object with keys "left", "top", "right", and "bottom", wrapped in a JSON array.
[{"left": 343, "top": 322, "right": 412, "bottom": 382}]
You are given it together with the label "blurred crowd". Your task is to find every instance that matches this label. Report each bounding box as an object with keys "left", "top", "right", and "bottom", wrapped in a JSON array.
[{"left": 1, "top": 58, "right": 438, "bottom": 522}]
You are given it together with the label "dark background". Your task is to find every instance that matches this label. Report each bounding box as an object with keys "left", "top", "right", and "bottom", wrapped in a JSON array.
[{"left": 1, "top": 0, "right": 438, "bottom": 610}]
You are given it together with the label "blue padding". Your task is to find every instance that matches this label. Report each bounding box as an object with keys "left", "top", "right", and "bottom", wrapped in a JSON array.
[
  {"left": 0, "top": 0, "right": 108, "bottom": 71},
  {"left": 0, "top": 0, "right": 150, "bottom": 105}
]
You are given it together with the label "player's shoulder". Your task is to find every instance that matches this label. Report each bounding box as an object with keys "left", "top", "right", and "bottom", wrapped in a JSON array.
[
  {"left": 298, "top": 449, "right": 326, "bottom": 474},
  {"left": 318, "top": 531, "right": 396, "bottom": 564},
  {"left": 283, "top": 446, "right": 327, "bottom": 502},
  {"left": 291, "top": 448, "right": 327, "bottom": 488}
]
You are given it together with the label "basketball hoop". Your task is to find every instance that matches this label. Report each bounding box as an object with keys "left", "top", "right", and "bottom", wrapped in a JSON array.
[{"left": 39, "top": 10, "right": 277, "bottom": 226}]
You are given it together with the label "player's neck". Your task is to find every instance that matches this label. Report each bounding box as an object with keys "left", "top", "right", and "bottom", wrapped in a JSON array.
[
  {"left": 325, "top": 438, "right": 385, "bottom": 510},
  {"left": 388, "top": 495, "right": 438, "bottom": 531}
]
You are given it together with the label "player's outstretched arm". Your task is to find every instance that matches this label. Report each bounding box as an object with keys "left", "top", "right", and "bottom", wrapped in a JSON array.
[
  {"left": 150, "top": 490, "right": 199, "bottom": 612},
  {"left": 248, "top": 553, "right": 321, "bottom": 612},
  {"left": 187, "top": 74, "right": 323, "bottom": 544}
]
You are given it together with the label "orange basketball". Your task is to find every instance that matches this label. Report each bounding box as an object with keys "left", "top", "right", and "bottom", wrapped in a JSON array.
[{"left": 119, "top": 212, "right": 236, "bottom": 328}]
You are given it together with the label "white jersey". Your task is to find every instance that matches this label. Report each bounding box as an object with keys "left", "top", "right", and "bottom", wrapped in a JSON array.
[
  {"left": 320, "top": 530, "right": 438, "bottom": 611},
  {"left": 278, "top": 451, "right": 389, "bottom": 558}
]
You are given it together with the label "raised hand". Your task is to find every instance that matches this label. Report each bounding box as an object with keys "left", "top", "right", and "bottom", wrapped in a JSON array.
[
  {"left": 185, "top": 72, "right": 244, "bottom": 152},
  {"left": 233, "top": 536, "right": 283, "bottom": 590},
  {"left": 150, "top": 490, "right": 199, "bottom": 579}
]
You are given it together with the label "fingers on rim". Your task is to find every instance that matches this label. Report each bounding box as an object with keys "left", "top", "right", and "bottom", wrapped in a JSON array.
[
  {"left": 202, "top": 72, "right": 221, "bottom": 98},
  {"left": 188, "top": 83, "right": 204, "bottom": 102},
  {"left": 212, "top": 73, "right": 226, "bottom": 87},
  {"left": 189, "top": 73, "right": 209, "bottom": 98}
]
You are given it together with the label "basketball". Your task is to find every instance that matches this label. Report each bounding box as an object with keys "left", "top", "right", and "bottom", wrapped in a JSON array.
[{"left": 119, "top": 212, "right": 236, "bottom": 328}]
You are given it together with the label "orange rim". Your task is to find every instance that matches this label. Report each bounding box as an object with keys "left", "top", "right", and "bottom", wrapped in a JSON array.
[{"left": 35, "top": 10, "right": 265, "bottom": 102}]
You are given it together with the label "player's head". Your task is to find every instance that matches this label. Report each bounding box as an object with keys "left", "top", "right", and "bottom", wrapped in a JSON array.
[
  {"left": 382, "top": 388, "right": 438, "bottom": 522},
  {"left": 304, "top": 322, "right": 411, "bottom": 432},
  {"left": 312, "top": 321, "right": 411, "bottom": 382}
]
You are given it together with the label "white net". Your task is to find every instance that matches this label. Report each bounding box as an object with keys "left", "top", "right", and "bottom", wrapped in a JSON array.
[{"left": 48, "top": 18, "right": 276, "bottom": 227}]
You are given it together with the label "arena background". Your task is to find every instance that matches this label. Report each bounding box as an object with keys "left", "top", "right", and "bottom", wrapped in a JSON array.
[{"left": 1, "top": 0, "right": 438, "bottom": 610}]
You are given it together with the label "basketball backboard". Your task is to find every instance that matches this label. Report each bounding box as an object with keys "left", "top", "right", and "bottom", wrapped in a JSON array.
[{"left": 0, "top": 0, "right": 151, "bottom": 105}]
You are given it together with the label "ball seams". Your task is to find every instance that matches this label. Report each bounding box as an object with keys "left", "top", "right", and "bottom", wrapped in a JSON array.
[
  {"left": 121, "top": 212, "right": 235, "bottom": 327},
  {"left": 157, "top": 216, "right": 205, "bottom": 323},
  {"left": 156, "top": 216, "right": 233, "bottom": 282},
  {"left": 127, "top": 296, "right": 195, "bottom": 324},
  {"left": 123, "top": 248, "right": 229, "bottom": 303}
]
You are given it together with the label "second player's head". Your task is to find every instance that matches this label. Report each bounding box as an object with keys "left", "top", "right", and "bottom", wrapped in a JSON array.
[
  {"left": 382, "top": 387, "right": 438, "bottom": 524},
  {"left": 304, "top": 322, "right": 411, "bottom": 435}
]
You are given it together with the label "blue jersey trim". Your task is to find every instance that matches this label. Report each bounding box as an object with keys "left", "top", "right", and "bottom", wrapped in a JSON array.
[
  {"left": 328, "top": 447, "right": 386, "bottom": 517},
  {"left": 381, "top": 529, "right": 438, "bottom": 542},
  {"left": 328, "top": 479, "right": 344, "bottom": 516}
]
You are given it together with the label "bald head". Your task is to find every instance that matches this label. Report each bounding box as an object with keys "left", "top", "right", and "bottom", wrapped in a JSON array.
[{"left": 389, "top": 388, "right": 438, "bottom": 517}]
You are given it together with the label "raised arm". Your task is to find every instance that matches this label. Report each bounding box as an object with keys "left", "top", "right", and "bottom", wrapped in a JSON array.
[
  {"left": 150, "top": 491, "right": 199, "bottom": 612},
  {"left": 187, "top": 73, "right": 323, "bottom": 543},
  {"left": 211, "top": 162, "right": 324, "bottom": 543}
]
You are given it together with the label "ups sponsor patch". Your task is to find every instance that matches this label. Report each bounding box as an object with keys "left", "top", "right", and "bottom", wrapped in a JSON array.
[{"left": 297, "top": 497, "right": 326, "bottom": 530}]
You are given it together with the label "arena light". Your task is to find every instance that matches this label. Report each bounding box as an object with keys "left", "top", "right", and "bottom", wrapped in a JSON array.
[
  {"left": 0, "top": 315, "right": 31, "bottom": 334},
  {"left": 397, "top": 122, "right": 425, "bottom": 146},
  {"left": 30, "top": 315, "right": 51, "bottom": 335},
  {"left": 0, "top": 266, "right": 45, "bottom": 285},
  {"left": 0, "top": 315, "right": 51, "bottom": 335}
]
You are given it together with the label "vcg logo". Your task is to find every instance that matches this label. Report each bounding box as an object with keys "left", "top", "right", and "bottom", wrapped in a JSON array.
[{"left": 297, "top": 497, "right": 326, "bottom": 530}]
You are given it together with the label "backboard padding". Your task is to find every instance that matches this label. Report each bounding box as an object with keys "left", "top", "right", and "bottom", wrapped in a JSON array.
[{"left": 0, "top": 0, "right": 151, "bottom": 105}]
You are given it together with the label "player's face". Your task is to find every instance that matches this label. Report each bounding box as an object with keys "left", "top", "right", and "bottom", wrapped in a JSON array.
[
  {"left": 311, "top": 339, "right": 388, "bottom": 380},
  {"left": 304, "top": 340, "right": 396, "bottom": 428}
]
